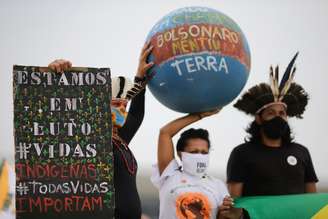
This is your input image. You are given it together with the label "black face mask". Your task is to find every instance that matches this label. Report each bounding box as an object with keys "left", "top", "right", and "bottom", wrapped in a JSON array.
[{"left": 261, "top": 116, "right": 289, "bottom": 139}]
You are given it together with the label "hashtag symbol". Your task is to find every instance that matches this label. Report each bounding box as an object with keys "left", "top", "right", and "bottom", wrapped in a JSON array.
[
  {"left": 16, "top": 142, "right": 31, "bottom": 159},
  {"left": 16, "top": 182, "right": 29, "bottom": 195}
]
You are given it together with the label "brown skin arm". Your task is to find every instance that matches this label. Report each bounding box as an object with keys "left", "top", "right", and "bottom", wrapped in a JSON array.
[
  {"left": 228, "top": 182, "right": 243, "bottom": 198},
  {"left": 158, "top": 109, "right": 220, "bottom": 175},
  {"left": 158, "top": 114, "right": 200, "bottom": 175},
  {"left": 305, "top": 182, "right": 317, "bottom": 193}
]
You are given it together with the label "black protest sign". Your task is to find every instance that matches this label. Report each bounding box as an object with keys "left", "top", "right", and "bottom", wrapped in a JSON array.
[{"left": 13, "top": 66, "right": 114, "bottom": 219}]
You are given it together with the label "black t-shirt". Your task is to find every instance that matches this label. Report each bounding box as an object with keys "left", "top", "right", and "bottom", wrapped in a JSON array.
[
  {"left": 113, "top": 87, "right": 145, "bottom": 219},
  {"left": 227, "top": 141, "right": 318, "bottom": 196}
]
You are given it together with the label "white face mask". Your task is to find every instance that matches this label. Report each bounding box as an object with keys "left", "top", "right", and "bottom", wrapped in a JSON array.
[{"left": 181, "top": 152, "right": 209, "bottom": 177}]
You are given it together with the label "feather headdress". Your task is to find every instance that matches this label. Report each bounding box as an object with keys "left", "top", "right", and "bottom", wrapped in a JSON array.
[
  {"left": 234, "top": 52, "right": 308, "bottom": 118},
  {"left": 112, "top": 76, "right": 146, "bottom": 100}
]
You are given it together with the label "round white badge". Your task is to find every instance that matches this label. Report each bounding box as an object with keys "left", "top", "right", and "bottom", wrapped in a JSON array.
[{"left": 287, "top": 155, "right": 297, "bottom": 166}]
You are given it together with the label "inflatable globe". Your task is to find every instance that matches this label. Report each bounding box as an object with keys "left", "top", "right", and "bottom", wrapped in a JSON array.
[{"left": 145, "top": 6, "right": 251, "bottom": 113}]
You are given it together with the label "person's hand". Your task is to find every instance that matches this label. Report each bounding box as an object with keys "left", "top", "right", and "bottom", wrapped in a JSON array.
[
  {"left": 48, "top": 59, "right": 72, "bottom": 73},
  {"left": 218, "top": 196, "right": 243, "bottom": 219},
  {"left": 219, "top": 196, "right": 234, "bottom": 212},
  {"left": 196, "top": 108, "right": 222, "bottom": 120},
  {"left": 136, "top": 41, "right": 154, "bottom": 79}
]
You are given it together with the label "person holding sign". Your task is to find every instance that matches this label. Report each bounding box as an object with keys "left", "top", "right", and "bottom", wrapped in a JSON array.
[
  {"left": 151, "top": 109, "right": 234, "bottom": 219},
  {"left": 48, "top": 42, "right": 154, "bottom": 219}
]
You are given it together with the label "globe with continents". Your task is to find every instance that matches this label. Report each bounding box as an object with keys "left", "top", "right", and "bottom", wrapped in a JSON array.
[{"left": 145, "top": 6, "right": 251, "bottom": 113}]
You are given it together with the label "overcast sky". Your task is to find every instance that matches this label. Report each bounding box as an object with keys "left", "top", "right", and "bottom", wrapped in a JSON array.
[{"left": 1, "top": 0, "right": 327, "bottom": 188}]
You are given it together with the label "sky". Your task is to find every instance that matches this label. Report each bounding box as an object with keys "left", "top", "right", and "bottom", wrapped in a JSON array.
[{"left": 0, "top": 0, "right": 327, "bottom": 190}]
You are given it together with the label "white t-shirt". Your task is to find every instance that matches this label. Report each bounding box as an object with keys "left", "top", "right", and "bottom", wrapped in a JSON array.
[{"left": 151, "top": 159, "right": 229, "bottom": 219}]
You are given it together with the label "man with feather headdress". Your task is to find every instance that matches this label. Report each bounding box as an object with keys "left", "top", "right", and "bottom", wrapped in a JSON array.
[{"left": 226, "top": 53, "right": 318, "bottom": 200}]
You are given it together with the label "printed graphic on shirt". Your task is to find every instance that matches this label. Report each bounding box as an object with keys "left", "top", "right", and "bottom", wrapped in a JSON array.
[{"left": 175, "top": 192, "right": 212, "bottom": 219}]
